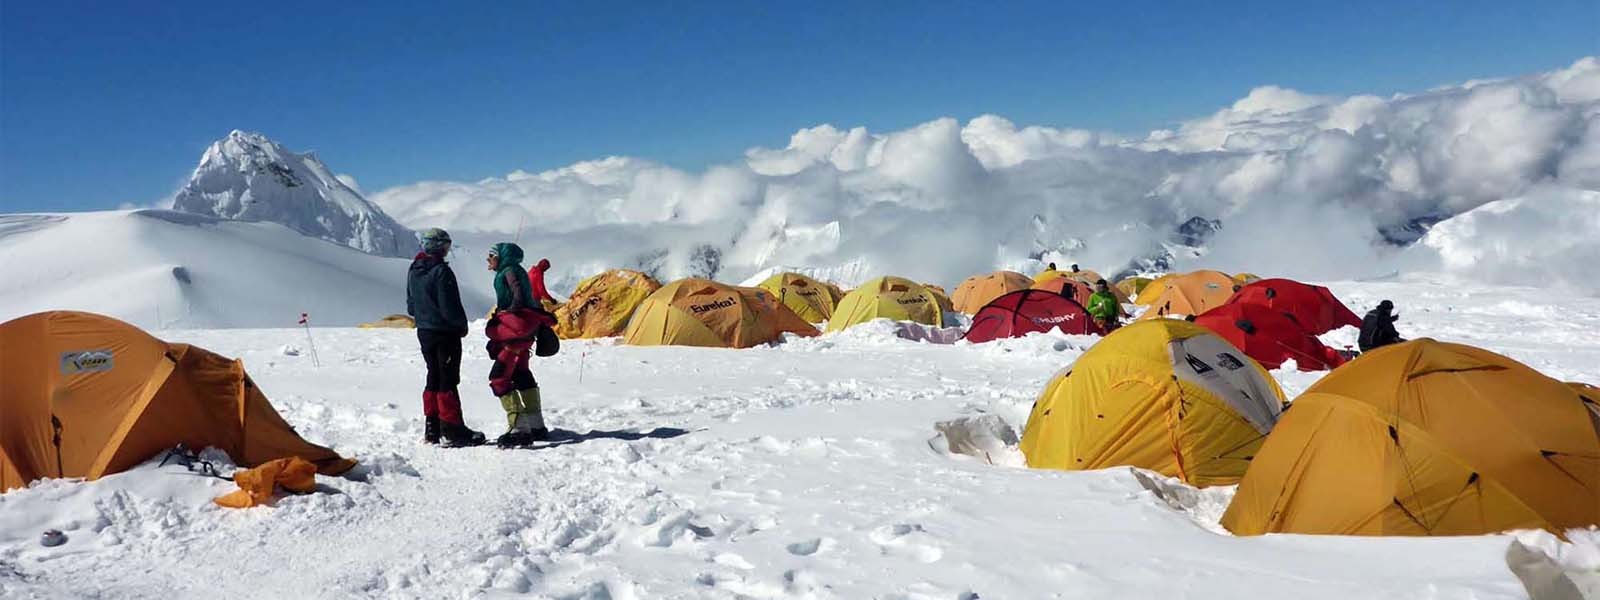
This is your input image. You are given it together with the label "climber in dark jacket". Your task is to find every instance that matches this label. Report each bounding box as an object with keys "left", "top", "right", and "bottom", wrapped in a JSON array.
[
  {"left": 406, "top": 228, "right": 484, "bottom": 447},
  {"left": 1358, "top": 300, "right": 1405, "bottom": 352}
]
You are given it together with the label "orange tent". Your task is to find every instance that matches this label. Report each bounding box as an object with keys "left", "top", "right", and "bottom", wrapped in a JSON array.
[
  {"left": 623, "top": 279, "right": 820, "bottom": 348},
  {"left": 1137, "top": 270, "right": 1239, "bottom": 320},
  {"left": 952, "top": 271, "right": 1033, "bottom": 314},
  {"left": 0, "top": 311, "right": 355, "bottom": 491},
  {"left": 1030, "top": 276, "right": 1098, "bottom": 307}
]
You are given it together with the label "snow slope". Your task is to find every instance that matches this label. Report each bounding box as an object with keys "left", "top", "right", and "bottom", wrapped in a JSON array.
[
  {"left": 2, "top": 277, "right": 1594, "bottom": 598},
  {"left": 372, "top": 57, "right": 1600, "bottom": 291},
  {"left": 0, "top": 210, "right": 491, "bottom": 329},
  {"left": 173, "top": 131, "right": 416, "bottom": 258}
]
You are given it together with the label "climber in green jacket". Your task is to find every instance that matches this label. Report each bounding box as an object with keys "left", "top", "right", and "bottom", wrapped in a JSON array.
[{"left": 1086, "top": 279, "right": 1122, "bottom": 333}]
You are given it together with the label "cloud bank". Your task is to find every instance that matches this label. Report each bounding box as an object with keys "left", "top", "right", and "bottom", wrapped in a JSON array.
[{"left": 371, "top": 57, "right": 1600, "bottom": 292}]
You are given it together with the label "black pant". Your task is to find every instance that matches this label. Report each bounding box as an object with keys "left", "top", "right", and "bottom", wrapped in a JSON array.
[{"left": 419, "top": 329, "right": 462, "bottom": 393}]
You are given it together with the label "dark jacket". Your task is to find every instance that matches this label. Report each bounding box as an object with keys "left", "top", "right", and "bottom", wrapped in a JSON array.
[
  {"left": 1358, "top": 307, "right": 1403, "bottom": 352},
  {"left": 407, "top": 252, "right": 469, "bottom": 335},
  {"left": 492, "top": 242, "right": 536, "bottom": 312}
]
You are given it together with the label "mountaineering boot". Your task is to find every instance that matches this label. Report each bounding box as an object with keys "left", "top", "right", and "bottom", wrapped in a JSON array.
[
  {"left": 440, "top": 420, "right": 485, "bottom": 447},
  {"left": 518, "top": 387, "right": 548, "bottom": 441},
  {"left": 424, "top": 415, "right": 441, "bottom": 444},
  {"left": 496, "top": 391, "right": 530, "bottom": 447}
]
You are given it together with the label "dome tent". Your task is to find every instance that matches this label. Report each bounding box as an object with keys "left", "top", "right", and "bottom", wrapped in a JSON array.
[
  {"left": 1225, "top": 277, "right": 1361, "bottom": 335},
  {"left": 953, "top": 271, "right": 1033, "bottom": 315},
  {"left": 1222, "top": 339, "right": 1600, "bottom": 537},
  {"left": 1137, "top": 270, "right": 1239, "bottom": 320},
  {"left": 757, "top": 272, "right": 842, "bottom": 323},
  {"left": 963, "top": 289, "right": 1100, "bottom": 343},
  {"left": 0, "top": 311, "right": 355, "bottom": 491},
  {"left": 554, "top": 269, "right": 662, "bottom": 339},
  {"left": 1192, "top": 303, "right": 1347, "bottom": 371},
  {"left": 623, "top": 279, "right": 818, "bottom": 348},
  {"left": 826, "top": 276, "right": 944, "bottom": 333},
  {"left": 1020, "top": 319, "right": 1286, "bottom": 487}
]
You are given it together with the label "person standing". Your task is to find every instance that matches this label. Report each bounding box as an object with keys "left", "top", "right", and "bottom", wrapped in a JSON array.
[
  {"left": 1086, "top": 279, "right": 1122, "bottom": 333},
  {"left": 406, "top": 229, "right": 485, "bottom": 446},
  {"left": 527, "top": 257, "right": 559, "bottom": 310},
  {"left": 487, "top": 242, "right": 552, "bottom": 446},
  {"left": 1358, "top": 300, "right": 1405, "bottom": 352}
]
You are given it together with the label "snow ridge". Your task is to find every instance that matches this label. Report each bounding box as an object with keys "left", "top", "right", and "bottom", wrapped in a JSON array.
[{"left": 173, "top": 131, "right": 415, "bottom": 257}]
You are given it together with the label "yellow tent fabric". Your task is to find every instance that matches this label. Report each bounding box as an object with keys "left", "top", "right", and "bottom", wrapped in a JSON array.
[
  {"left": 924, "top": 284, "right": 955, "bottom": 314},
  {"left": 1115, "top": 277, "right": 1154, "bottom": 299},
  {"left": 1133, "top": 273, "right": 1176, "bottom": 305},
  {"left": 554, "top": 269, "right": 662, "bottom": 339},
  {"left": 623, "top": 279, "right": 818, "bottom": 348},
  {"left": 1020, "top": 319, "right": 1286, "bottom": 487},
  {"left": 1222, "top": 339, "right": 1600, "bottom": 537},
  {"left": 0, "top": 311, "right": 356, "bottom": 491},
  {"left": 952, "top": 271, "right": 1033, "bottom": 314},
  {"left": 825, "top": 276, "right": 945, "bottom": 332},
  {"left": 1024, "top": 321, "right": 1286, "bottom": 486},
  {"left": 1136, "top": 270, "right": 1239, "bottom": 320},
  {"left": 1232, "top": 273, "right": 1262, "bottom": 284},
  {"left": 358, "top": 314, "right": 415, "bottom": 329},
  {"left": 758, "top": 272, "right": 840, "bottom": 323}
]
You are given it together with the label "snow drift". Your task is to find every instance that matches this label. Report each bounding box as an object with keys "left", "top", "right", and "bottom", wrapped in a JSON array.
[
  {"left": 173, "top": 131, "right": 416, "bottom": 258},
  {"left": 372, "top": 57, "right": 1600, "bottom": 292},
  {"left": 0, "top": 210, "right": 491, "bottom": 328},
  {"left": 1406, "top": 188, "right": 1600, "bottom": 295}
]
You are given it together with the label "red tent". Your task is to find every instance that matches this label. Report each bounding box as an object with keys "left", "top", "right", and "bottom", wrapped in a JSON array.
[
  {"left": 1225, "top": 278, "right": 1360, "bottom": 335},
  {"left": 964, "top": 290, "right": 1101, "bottom": 343},
  {"left": 1192, "top": 303, "right": 1346, "bottom": 371}
]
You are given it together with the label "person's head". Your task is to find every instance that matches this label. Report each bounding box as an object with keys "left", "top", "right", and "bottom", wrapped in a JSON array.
[
  {"left": 1047, "top": 262, "right": 1057, "bottom": 271},
  {"left": 487, "top": 242, "right": 524, "bottom": 271},
  {"left": 1378, "top": 300, "right": 1394, "bottom": 312},
  {"left": 1095, "top": 279, "right": 1108, "bottom": 291},
  {"left": 1070, "top": 263, "right": 1079, "bottom": 272},
  {"left": 536, "top": 257, "right": 551, "bottom": 271},
  {"left": 420, "top": 228, "right": 452, "bottom": 258}
]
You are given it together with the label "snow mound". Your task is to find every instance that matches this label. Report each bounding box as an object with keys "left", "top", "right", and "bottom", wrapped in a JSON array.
[
  {"left": 0, "top": 210, "right": 491, "bottom": 328},
  {"left": 173, "top": 130, "right": 415, "bottom": 257},
  {"left": 1410, "top": 188, "right": 1600, "bottom": 295}
]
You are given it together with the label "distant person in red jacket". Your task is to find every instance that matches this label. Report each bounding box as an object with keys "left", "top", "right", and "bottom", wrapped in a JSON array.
[{"left": 527, "top": 257, "right": 559, "bottom": 309}]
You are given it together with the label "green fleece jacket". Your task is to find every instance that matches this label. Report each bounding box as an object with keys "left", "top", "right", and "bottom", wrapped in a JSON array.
[
  {"left": 491, "top": 242, "right": 536, "bottom": 311},
  {"left": 1086, "top": 290, "right": 1120, "bottom": 321}
]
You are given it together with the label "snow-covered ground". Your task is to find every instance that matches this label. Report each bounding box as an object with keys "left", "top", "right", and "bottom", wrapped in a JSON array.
[{"left": 2, "top": 277, "right": 1596, "bottom": 599}]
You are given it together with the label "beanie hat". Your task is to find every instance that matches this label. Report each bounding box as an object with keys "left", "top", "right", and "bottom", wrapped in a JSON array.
[{"left": 420, "top": 228, "right": 452, "bottom": 256}]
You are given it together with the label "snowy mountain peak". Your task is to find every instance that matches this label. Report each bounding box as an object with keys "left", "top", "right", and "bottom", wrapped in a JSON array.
[{"left": 173, "top": 131, "right": 415, "bottom": 257}]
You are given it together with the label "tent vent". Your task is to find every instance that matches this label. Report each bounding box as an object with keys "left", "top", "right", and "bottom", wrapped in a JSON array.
[{"left": 1387, "top": 425, "right": 1400, "bottom": 443}]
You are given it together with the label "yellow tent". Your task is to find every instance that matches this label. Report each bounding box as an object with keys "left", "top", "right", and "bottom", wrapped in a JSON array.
[
  {"left": 1133, "top": 273, "right": 1176, "bottom": 305},
  {"left": 1222, "top": 340, "right": 1600, "bottom": 537},
  {"left": 1114, "top": 276, "right": 1154, "bottom": 299},
  {"left": 0, "top": 311, "right": 355, "bottom": 491},
  {"left": 358, "top": 314, "right": 415, "bottom": 329},
  {"left": 554, "top": 269, "right": 662, "bottom": 339},
  {"left": 1020, "top": 319, "right": 1285, "bottom": 487},
  {"left": 1136, "top": 270, "right": 1239, "bottom": 320},
  {"left": 825, "top": 276, "right": 945, "bottom": 332},
  {"left": 1232, "top": 272, "right": 1262, "bottom": 284},
  {"left": 757, "top": 272, "right": 841, "bottom": 323},
  {"left": 924, "top": 284, "right": 955, "bottom": 314},
  {"left": 623, "top": 279, "right": 818, "bottom": 348},
  {"left": 952, "top": 271, "right": 1033, "bottom": 314}
]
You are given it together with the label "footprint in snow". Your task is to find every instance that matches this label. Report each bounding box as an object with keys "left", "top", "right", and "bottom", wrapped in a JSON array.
[
  {"left": 785, "top": 537, "right": 834, "bottom": 556},
  {"left": 869, "top": 523, "right": 944, "bottom": 564}
]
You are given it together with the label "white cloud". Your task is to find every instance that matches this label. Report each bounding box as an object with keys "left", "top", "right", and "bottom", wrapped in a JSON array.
[{"left": 370, "top": 57, "right": 1600, "bottom": 293}]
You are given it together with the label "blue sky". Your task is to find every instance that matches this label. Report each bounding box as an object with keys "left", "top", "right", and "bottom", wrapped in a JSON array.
[{"left": 2, "top": 1, "right": 1595, "bottom": 212}]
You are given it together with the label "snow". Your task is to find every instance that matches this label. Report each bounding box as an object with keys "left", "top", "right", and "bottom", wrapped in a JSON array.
[
  {"left": 369, "top": 57, "right": 1600, "bottom": 292},
  {"left": 0, "top": 210, "right": 491, "bottom": 329},
  {"left": 3, "top": 277, "right": 1595, "bottom": 598},
  {"left": 172, "top": 131, "right": 416, "bottom": 258}
]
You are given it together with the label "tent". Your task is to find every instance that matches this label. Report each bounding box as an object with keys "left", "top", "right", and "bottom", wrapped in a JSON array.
[
  {"left": 924, "top": 284, "right": 955, "bottom": 314},
  {"left": 1136, "top": 270, "right": 1239, "bottom": 320},
  {"left": 554, "top": 269, "right": 662, "bottom": 339},
  {"left": 1133, "top": 273, "right": 1177, "bottom": 306},
  {"left": 1020, "top": 319, "right": 1286, "bottom": 487},
  {"left": 0, "top": 311, "right": 355, "bottom": 491},
  {"left": 1225, "top": 278, "right": 1361, "bottom": 335},
  {"left": 1233, "top": 273, "right": 1263, "bottom": 284},
  {"left": 1115, "top": 276, "right": 1154, "bottom": 299},
  {"left": 1192, "top": 303, "right": 1346, "bottom": 371},
  {"left": 826, "top": 276, "right": 945, "bottom": 332},
  {"left": 623, "top": 279, "right": 818, "bottom": 348},
  {"left": 1030, "top": 276, "right": 1097, "bottom": 306},
  {"left": 1222, "top": 339, "right": 1600, "bottom": 536},
  {"left": 952, "top": 271, "right": 1033, "bottom": 314},
  {"left": 757, "top": 272, "right": 842, "bottom": 323},
  {"left": 963, "top": 290, "right": 1100, "bottom": 343},
  {"left": 358, "top": 314, "right": 415, "bottom": 329}
]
